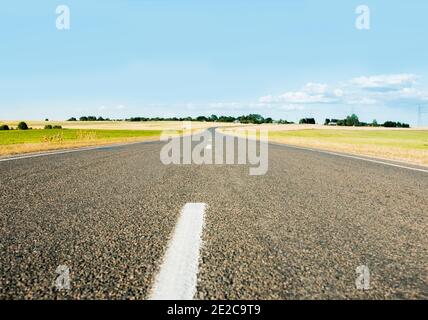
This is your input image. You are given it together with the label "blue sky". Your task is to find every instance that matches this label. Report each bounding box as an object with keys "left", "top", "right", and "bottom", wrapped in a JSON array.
[{"left": 1, "top": 0, "right": 428, "bottom": 125}]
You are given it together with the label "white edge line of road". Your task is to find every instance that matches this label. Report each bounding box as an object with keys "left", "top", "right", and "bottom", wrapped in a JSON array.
[
  {"left": 0, "top": 140, "right": 157, "bottom": 163},
  {"left": 270, "top": 142, "right": 428, "bottom": 174},
  {"left": 149, "top": 202, "right": 207, "bottom": 300},
  {"left": 217, "top": 129, "right": 428, "bottom": 174}
]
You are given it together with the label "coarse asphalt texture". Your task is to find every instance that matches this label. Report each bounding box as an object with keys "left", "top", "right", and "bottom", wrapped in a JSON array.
[{"left": 0, "top": 129, "right": 427, "bottom": 299}]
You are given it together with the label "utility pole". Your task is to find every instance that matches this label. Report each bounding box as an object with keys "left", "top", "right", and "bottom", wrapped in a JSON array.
[
  {"left": 418, "top": 105, "right": 421, "bottom": 127},
  {"left": 418, "top": 104, "right": 428, "bottom": 127}
]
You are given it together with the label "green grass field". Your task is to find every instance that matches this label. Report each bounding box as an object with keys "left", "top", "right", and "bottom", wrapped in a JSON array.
[
  {"left": 0, "top": 129, "right": 163, "bottom": 145},
  {"left": 223, "top": 127, "right": 428, "bottom": 166},
  {"left": 0, "top": 128, "right": 169, "bottom": 156},
  {"left": 269, "top": 129, "right": 428, "bottom": 150}
]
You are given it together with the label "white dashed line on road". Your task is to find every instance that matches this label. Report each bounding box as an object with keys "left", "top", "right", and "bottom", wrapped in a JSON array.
[{"left": 149, "top": 203, "right": 207, "bottom": 300}]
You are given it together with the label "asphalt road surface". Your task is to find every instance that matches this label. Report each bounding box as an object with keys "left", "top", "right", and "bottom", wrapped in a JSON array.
[{"left": 1, "top": 129, "right": 427, "bottom": 299}]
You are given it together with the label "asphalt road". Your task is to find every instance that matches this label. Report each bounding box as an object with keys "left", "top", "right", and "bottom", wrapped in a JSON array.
[{"left": 0, "top": 129, "right": 427, "bottom": 299}]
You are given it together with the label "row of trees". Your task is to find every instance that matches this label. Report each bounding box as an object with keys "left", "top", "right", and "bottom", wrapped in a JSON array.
[
  {"left": 44, "top": 125, "right": 62, "bottom": 129},
  {"left": 0, "top": 122, "right": 64, "bottom": 130},
  {"left": 324, "top": 114, "right": 410, "bottom": 128},
  {"left": 127, "top": 114, "right": 291, "bottom": 124},
  {"left": 64, "top": 113, "right": 410, "bottom": 127},
  {"left": 0, "top": 122, "right": 30, "bottom": 130},
  {"left": 299, "top": 118, "right": 316, "bottom": 124},
  {"left": 68, "top": 116, "right": 112, "bottom": 121},
  {"left": 382, "top": 121, "right": 411, "bottom": 128}
]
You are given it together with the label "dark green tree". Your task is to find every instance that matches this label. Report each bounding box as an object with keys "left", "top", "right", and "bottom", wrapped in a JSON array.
[
  {"left": 17, "top": 122, "right": 29, "bottom": 130},
  {"left": 345, "top": 114, "right": 359, "bottom": 126}
]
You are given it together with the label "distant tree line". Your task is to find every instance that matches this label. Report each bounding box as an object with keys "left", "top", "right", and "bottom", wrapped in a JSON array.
[
  {"left": 66, "top": 114, "right": 294, "bottom": 124},
  {"left": 128, "top": 116, "right": 194, "bottom": 122},
  {"left": 323, "top": 114, "right": 410, "bottom": 128},
  {"left": 299, "top": 118, "right": 316, "bottom": 124},
  {"left": 68, "top": 116, "right": 112, "bottom": 121},
  {"left": 382, "top": 121, "right": 410, "bottom": 128},
  {"left": 127, "top": 114, "right": 294, "bottom": 124},
  {"left": 0, "top": 122, "right": 30, "bottom": 130},
  {"left": 44, "top": 124, "right": 62, "bottom": 129},
  {"left": 63, "top": 113, "right": 410, "bottom": 128},
  {"left": 0, "top": 122, "right": 63, "bottom": 131}
]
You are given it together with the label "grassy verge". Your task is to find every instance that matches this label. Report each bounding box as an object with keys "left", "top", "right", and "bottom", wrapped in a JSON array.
[
  {"left": 0, "top": 129, "right": 167, "bottom": 156},
  {"left": 222, "top": 128, "right": 428, "bottom": 166}
]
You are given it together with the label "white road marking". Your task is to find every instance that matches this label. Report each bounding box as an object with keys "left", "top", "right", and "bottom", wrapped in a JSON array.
[
  {"left": 149, "top": 203, "right": 207, "bottom": 300},
  {"left": 272, "top": 143, "right": 428, "bottom": 174},
  {"left": 218, "top": 130, "right": 428, "bottom": 174}
]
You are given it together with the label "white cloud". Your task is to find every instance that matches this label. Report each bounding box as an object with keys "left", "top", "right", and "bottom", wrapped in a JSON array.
[
  {"left": 350, "top": 74, "right": 418, "bottom": 91},
  {"left": 259, "top": 95, "right": 274, "bottom": 103},
  {"left": 279, "top": 91, "right": 327, "bottom": 104},
  {"left": 158, "top": 74, "right": 427, "bottom": 117},
  {"left": 257, "top": 74, "right": 428, "bottom": 110},
  {"left": 346, "top": 74, "right": 428, "bottom": 106},
  {"left": 346, "top": 97, "right": 378, "bottom": 105},
  {"left": 334, "top": 89, "right": 344, "bottom": 97},
  {"left": 259, "top": 83, "right": 341, "bottom": 104},
  {"left": 305, "top": 82, "right": 328, "bottom": 94}
]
